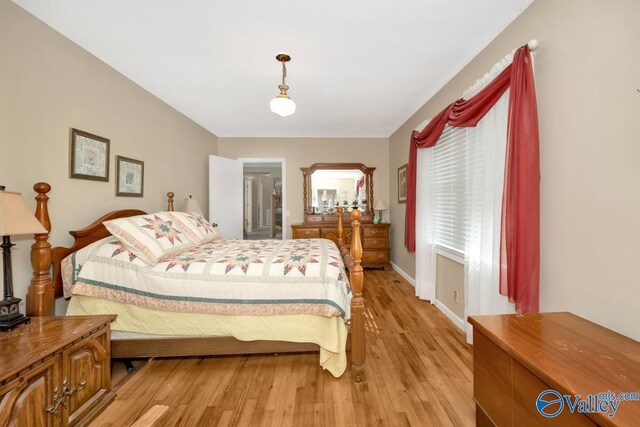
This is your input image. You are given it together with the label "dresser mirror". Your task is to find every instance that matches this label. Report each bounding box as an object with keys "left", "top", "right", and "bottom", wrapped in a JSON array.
[{"left": 302, "top": 163, "right": 375, "bottom": 216}]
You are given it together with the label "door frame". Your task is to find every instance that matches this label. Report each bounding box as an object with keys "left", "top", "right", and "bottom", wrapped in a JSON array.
[
  {"left": 257, "top": 181, "right": 264, "bottom": 228},
  {"left": 238, "top": 158, "right": 286, "bottom": 240},
  {"left": 244, "top": 178, "right": 252, "bottom": 232}
]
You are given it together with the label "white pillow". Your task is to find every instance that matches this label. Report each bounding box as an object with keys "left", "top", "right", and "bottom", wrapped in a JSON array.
[
  {"left": 167, "top": 211, "right": 221, "bottom": 244},
  {"left": 103, "top": 212, "right": 196, "bottom": 265}
]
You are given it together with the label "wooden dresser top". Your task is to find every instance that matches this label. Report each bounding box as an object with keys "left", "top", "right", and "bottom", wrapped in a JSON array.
[
  {"left": 0, "top": 315, "right": 115, "bottom": 381},
  {"left": 469, "top": 312, "right": 640, "bottom": 426}
]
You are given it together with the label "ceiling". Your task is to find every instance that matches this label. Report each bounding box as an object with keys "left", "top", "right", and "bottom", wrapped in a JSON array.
[{"left": 13, "top": 0, "right": 533, "bottom": 137}]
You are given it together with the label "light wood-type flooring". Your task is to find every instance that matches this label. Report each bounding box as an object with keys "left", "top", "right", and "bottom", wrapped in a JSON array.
[{"left": 92, "top": 270, "right": 474, "bottom": 426}]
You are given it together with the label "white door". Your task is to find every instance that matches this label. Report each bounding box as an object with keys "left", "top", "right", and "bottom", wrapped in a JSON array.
[{"left": 209, "top": 155, "right": 243, "bottom": 239}]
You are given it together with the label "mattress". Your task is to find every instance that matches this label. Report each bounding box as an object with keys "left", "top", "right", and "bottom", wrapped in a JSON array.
[
  {"left": 68, "top": 295, "right": 348, "bottom": 377},
  {"left": 63, "top": 236, "right": 351, "bottom": 319}
]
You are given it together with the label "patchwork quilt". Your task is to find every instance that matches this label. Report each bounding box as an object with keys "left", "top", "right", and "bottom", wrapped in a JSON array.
[{"left": 62, "top": 237, "right": 351, "bottom": 319}]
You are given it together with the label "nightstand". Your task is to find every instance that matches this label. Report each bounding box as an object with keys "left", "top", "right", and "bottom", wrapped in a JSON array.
[{"left": 0, "top": 315, "right": 116, "bottom": 426}]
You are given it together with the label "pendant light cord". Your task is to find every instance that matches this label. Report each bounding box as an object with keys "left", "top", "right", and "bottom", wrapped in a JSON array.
[{"left": 281, "top": 61, "right": 287, "bottom": 86}]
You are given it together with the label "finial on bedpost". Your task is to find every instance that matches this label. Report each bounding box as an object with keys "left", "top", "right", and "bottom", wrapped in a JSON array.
[
  {"left": 26, "top": 182, "right": 54, "bottom": 317},
  {"left": 349, "top": 208, "right": 366, "bottom": 383},
  {"left": 167, "top": 192, "right": 175, "bottom": 212}
]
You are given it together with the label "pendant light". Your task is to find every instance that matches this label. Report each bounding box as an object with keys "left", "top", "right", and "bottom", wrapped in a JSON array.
[{"left": 270, "top": 53, "right": 296, "bottom": 117}]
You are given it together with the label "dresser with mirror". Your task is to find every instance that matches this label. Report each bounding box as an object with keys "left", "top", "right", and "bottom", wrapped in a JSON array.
[{"left": 291, "top": 163, "right": 391, "bottom": 269}]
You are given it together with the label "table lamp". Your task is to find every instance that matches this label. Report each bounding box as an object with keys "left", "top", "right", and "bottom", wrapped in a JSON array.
[
  {"left": 374, "top": 200, "right": 387, "bottom": 224},
  {"left": 183, "top": 195, "right": 204, "bottom": 216},
  {"left": 0, "top": 186, "right": 47, "bottom": 331}
]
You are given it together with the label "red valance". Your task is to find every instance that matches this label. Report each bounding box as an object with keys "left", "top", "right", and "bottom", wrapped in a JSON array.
[{"left": 405, "top": 45, "right": 539, "bottom": 313}]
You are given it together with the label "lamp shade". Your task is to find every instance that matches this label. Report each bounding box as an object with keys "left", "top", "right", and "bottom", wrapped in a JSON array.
[
  {"left": 374, "top": 200, "right": 387, "bottom": 211},
  {"left": 270, "top": 96, "right": 296, "bottom": 117},
  {"left": 183, "top": 196, "right": 204, "bottom": 216},
  {"left": 0, "top": 190, "right": 47, "bottom": 236}
]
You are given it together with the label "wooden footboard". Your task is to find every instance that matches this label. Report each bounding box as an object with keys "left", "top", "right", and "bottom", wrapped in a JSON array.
[{"left": 26, "top": 183, "right": 366, "bottom": 381}]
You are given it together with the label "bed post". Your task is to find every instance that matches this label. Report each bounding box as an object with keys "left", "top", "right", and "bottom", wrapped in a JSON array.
[
  {"left": 167, "top": 192, "right": 174, "bottom": 212},
  {"left": 336, "top": 207, "right": 345, "bottom": 248},
  {"left": 349, "top": 208, "right": 366, "bottom": 382},
  {"left": 26, "top": 182, "right": 54, "bottom": 317}
]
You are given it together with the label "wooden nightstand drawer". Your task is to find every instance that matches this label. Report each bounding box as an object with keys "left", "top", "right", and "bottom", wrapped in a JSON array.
[
  {"left": 294, "top": 228, "right": 320, "bottom": 238},
  {"left": 363, "top": 226, "right": 388, "bottom": 238},
  {"left": 363, "top": 237, "right": 387, "bottom": 249},
  {"left": 362, "top": 251, "right": 389, "bottom": 264}
]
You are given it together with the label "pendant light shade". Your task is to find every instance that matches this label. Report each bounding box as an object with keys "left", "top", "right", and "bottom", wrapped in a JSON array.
[
  {"left": 270, "top": 96, "right": 296, "bottom": 117},
  {"left": 270, "top": 53, "right": 296, "bottom": 117}
]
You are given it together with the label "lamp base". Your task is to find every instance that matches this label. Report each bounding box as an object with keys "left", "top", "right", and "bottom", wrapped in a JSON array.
[{"left": 0, "top": 296, "right": 31, "bottom": 331}]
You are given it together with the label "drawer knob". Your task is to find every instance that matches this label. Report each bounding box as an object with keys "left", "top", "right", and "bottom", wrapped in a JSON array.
[
  {"left": 370, "top": 229, "right": 377, "bottom": 235},
  {"left": 378, "top": 253, "right": 384, "bottom": 259},
  {"left": 304, "top": 230, "right": 311, "bottom": 236}
]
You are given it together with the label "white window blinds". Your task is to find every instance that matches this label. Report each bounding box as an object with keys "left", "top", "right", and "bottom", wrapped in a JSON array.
[{"left": 429, "top": 125, "right": 469, "bottom": 254}]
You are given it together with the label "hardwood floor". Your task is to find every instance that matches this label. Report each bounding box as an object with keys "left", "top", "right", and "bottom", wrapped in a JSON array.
[{"left": 92, "top": 270, "right": 474, "bottom": 426}]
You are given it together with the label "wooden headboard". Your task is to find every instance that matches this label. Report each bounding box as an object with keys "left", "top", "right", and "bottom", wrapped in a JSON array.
[
  {"left": 25, "top": 183, "right": 174, "bottom": 316},
  {"left": 50, "top": 209, "right": 147, "bottom": 299}
]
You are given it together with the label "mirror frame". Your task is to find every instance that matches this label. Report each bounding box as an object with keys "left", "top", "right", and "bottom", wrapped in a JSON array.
[{"left": 301, "top": 163, "right": 376, "bottom": 215}]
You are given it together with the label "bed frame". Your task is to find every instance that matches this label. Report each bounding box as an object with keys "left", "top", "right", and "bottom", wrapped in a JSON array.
[{"left": 25, "top": 182, "right": 367, "bottom": 382}]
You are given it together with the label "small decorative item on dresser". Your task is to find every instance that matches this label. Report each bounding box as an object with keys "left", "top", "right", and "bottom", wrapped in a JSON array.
[
  {"left": 0, "top": 186, "right": 47, "bottom": 331},
  {"left": 70, "top": 128, "right": 110, "bottom": 181},
  {"left": 116, "top": 155, "right": 144, "bottom": 197},
  {"left": 373, "top": 200, "right": 387, "bottom": 223}
]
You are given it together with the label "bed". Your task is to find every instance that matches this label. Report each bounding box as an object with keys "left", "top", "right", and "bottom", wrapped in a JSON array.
[{"left": 25, "top": 183, "right": 366, "bottom": 381}]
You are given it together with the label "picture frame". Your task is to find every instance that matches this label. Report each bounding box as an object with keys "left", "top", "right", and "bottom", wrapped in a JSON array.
[
  {"left": 116, "top": 156, "right": 144, "bottom": 197},
  {"left": 397, "top": 164, "right": 407, "bottom": 204},
  {"left": 70, "top": 128, "right": 110, "bottom": 181}
]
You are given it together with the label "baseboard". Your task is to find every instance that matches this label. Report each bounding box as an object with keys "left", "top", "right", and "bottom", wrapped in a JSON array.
[
  {"left": 390, "top": 262, "right": 465, "bottom": 333},
  {"left": 433, "top": 299, "right": 465, "bottom": 332},
  {"left": 390, "top": 262, "right": 415, "bottom": 286}
]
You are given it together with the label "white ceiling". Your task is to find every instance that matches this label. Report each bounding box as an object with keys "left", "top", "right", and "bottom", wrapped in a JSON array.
[{"left": 13, "top": 0, "right": 533, "bottom": 137}]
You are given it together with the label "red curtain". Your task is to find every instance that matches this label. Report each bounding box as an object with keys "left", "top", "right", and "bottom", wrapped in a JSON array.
[{"left": 405, "top": 45, "right": 539, "bottom": 313}]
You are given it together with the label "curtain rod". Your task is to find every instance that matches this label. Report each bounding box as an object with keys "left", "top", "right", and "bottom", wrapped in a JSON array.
[{"left": 413, "top": 39, "right": 539, "bottom": 132}]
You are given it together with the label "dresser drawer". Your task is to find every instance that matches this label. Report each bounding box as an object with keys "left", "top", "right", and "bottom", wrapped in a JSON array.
[
  {"left": 363, "top": 226, "right": 388, "bottom": 238},
  {"left": 363, "top": 237, "right": 387, "bottom": 249},
  {"left": 473, "top": 331, "right": 513, "bottom": 426},
  {"left": 293, "top": 228, "right": 320, "bottom": 239},
  {"left": 362, "top": 251, "right": 389, "bottom": 264}
]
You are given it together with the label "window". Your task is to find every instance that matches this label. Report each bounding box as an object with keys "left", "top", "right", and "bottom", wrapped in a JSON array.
[{"left": 429, "top": 125, "right": 469, "bottom": 254}]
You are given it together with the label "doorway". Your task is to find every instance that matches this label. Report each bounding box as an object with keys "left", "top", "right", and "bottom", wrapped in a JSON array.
[{"left": 240, "top": 158, "right": 286, "bottom": 240}]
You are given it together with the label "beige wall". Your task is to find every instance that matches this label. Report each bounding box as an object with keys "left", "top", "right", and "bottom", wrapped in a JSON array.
[
  {"left": 0, "top": 1, "right": 218, "bottom": 312},
  {"left": 389, "top": 0, "right": 640, "bottom": 339},
  {"left": 219, "top": 138, "right": 389, "bottom": 238},
  {"left": 435, "top": 255, "right": 465, "bottom": 319}
]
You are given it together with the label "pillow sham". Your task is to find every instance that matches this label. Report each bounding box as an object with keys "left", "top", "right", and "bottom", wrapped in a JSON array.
[
  {"left": 167, "top": 211, "right": 221, "bottom": 244},
  {"left": 103, "top": 212, "right": 196, "bottom": 265}
]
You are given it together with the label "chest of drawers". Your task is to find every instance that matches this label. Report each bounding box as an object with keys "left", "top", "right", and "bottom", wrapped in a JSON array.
[
  {"left": 469, "top": 313, "right": 640, "bottom": 426},
  {"left": 0, "top": 316, "right": 116, "bottom": 426},
  {"left": 292, "top": 222, "right": 390, "bottom": 269}
]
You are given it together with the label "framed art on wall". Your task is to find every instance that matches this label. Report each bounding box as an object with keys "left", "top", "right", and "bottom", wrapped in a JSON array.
[
  {"left": 116, "top": 156, "right": 144, "bottom": 197},
  {"left": 398, "top": 164, "right": 407, "bottom": 204},
  {"left": 70, "top": 128, "right": 110, "bottom": 181}
]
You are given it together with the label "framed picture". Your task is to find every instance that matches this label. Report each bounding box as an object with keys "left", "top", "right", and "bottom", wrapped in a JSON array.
[
  {"left": 398, "top": 164, "right": 407, "bottom": 204},
  {"left": 116, "top": 156, "right": 144, "bottom": 197},
  {"left": 70, "top": 128, "right": 110, "bottom": 181}
]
